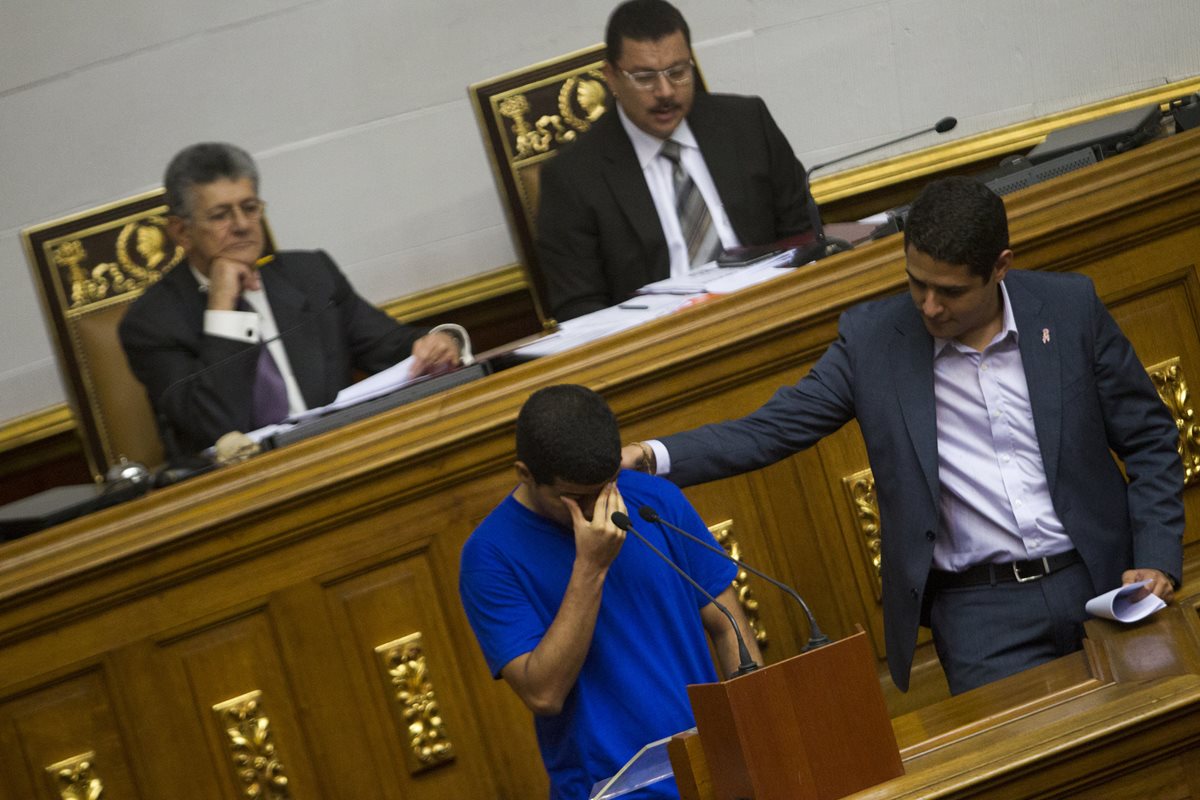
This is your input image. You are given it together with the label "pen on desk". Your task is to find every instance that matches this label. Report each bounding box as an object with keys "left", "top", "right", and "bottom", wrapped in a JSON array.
[{"left": 619, "top": 303, "right": 649, "bottom": 309}]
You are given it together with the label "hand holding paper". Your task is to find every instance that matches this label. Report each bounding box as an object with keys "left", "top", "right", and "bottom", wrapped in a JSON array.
[{"left": 1085, "top": 579, "right": 1166, "bottom": 623}]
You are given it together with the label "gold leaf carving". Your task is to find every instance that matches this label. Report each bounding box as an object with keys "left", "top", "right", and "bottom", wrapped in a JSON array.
[
  {"left": 842, "top": 469, "right": 883, "bottom": 598},
  {"left": 557, "top": 72, "right": 608, "bottom": 133},
  {"left": 115, "top": 215, "right": 183, "bottom": 283},
  {"left": 1148, "top": 357, "right": 1200, "bottom": 486},
  {"left": 376, "top": 633, "right": 455, "bottom": 774},
  {"left": 45, "top": 751, "right": 103, "bottom": 800},
  {"left": 51, "top": 216, "right": 181, "bottom": 309},
  {"left": 709, "top": 520, "right": 767, "bottom": 649},
  {"left": 213, "top": 690, "right": 291, "bottom": 799},
  {"left": 499, "top": 94, "right": 553, "bottom": 159}
]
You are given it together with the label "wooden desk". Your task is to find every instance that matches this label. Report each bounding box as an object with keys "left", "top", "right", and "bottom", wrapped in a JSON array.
[
  {"left": 853, "top": 603, "right": 1200, "bottom": 798},
  {"left": 1, "top": 130, "right": 1199, "bottom": 799}
]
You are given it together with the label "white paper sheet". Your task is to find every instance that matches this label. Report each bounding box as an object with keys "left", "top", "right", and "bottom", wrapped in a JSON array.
[
  {"left": 513, "top": 296, "right": 693, "bottom": 358},
  {"left": 1085, "top": 579, "right": 1166, "bottom": 623}
]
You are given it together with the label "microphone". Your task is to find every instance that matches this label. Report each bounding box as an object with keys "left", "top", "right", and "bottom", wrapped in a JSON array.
[
  {"left": 801, "top": 116, "right": 958, "bottom": 258},
  {"left": 638, "top": 504, "right": 832, "bottom": 652},
  {"left": 610, "top": 511, "right": 760, "bottom": 678},
  {"left": 807, "top": 116, "right": 958, "bottom": 176}
]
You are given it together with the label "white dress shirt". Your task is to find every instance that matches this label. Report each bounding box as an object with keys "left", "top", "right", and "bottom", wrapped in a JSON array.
[
  {"left": 191, "top": 264, "right": 308, "bottom": 416},
  {"left": 616, "top": 106, "right": 741, "bottom": 278}
]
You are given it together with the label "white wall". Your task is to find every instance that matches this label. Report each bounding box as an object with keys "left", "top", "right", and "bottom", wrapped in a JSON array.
[{"left": 2, "top": 0, "right": 1198, "bottom": 422}]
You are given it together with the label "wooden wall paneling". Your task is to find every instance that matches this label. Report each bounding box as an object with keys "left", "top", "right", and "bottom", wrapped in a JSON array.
[
  {"left": 416, "top": 462, "right": 555, "bottom": 800},
  {"left": 318, "top": 547, "right": 502, "bottom": 800},
  {"left": 0, "top": 665, "right": 144, "bottom": 800},
  {"left": 679, "top": 470, "right": 810, "bottom": 660},
  {"left": 744, "top": 453, "right": 859, "bottom": 662},
  {"left": 267, "top": 580, "right": 408, "bottom": 799},
  {"left": 106, "top": 638, "right": 228, "bottom": 800},
  {"left": 1099, "top": 267, "right": 1200, "bottom": 553},
  {"left": 161, "top": 607, "right": 325, "bottom": 800}
]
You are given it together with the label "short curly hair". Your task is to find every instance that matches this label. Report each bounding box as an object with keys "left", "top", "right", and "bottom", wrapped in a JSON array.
[
  {"left": 904, "top": 176, "right": 1009, "bottom": 280},
  {"left": 516, "top": 385, "right": 621, "bottom": 485}
]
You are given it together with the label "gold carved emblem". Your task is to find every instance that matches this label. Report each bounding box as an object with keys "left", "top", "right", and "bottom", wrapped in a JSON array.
[
  {"left": 842, "top": 469, "right": 884, "bottom": 597},
  {"left": 213, "top": 690, "right": 291, "bottom": 799},
  {"left": 709, "top": 520, "right": 767, "bottom": 649},
  {"left": 496, "top": 69, "right": 608, "bottom": 160},
  {"left": 557, "top": 72, "right": 608, "bottom": 131},
  {"left": 45, "top": 751, "right": 103, "bottom": 800},
  {"left": 50, "top": 215, "right": 182, "bottom": 309},
  {"left": 1148, "top": 357, "right": 1200, "bottom": 486},
  {"left": 375, "top": 633, "right": 455, "bottom": 773}
]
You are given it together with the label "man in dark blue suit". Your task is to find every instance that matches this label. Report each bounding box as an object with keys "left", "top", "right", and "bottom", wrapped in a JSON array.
[{"left": 623, "top": 176, "right": 1184, "bottom": 694}]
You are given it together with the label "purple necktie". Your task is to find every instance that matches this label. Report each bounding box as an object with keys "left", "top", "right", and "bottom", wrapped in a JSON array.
[{"left": 238, "top": 298, "right": 290, "bottom": 428}]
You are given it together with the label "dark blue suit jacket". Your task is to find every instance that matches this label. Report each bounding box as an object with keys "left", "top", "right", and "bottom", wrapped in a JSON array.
[
  {"left": 119, "top": 250, "right": 425, "bottom": 455},
  {"left": 662, "top": 269, "right": 1184, "bottom": 690}
]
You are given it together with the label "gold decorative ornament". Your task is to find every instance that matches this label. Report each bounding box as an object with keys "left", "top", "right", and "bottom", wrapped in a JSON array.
[
  {"left": 709, "top": 520, "right": 767, "bottom": 648},
  {"left": 115, "top": 215, "right": 183, "bottom": 282},
  {"left": 45, "top": 751, "right": 103, "bottom": 800},
  {"left": 1148, "top": 357, "right": 1199, "bottom": 486},
  {"left": 375, "top": 633, "right": 455, "bottom": 773},
  {"left": 213, "top": 690, "right": 291, "bottom": 799},
  {"left": 842, "top": 469, "right": 884, "bottom": 597},
  {"left": 557, "top": 71, "right": 608, "bottom": 133},
  {"left": 49, "top": 215, "right": 182, "bottom": 310}
]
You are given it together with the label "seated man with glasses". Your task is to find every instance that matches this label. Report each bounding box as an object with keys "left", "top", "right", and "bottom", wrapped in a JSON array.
[
  {"left": 119, "top": 142, "right": 470, "bottom": 457},
  {"left": 536, "top": 0, "right": 814, "bottom": 321}
]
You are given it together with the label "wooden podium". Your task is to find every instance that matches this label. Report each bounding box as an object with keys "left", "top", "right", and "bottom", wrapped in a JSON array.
[{"left": 671, "top": 630, "right": 903, "bottom": 800}]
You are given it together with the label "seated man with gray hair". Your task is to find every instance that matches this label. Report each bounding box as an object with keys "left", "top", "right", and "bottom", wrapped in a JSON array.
[{"left": 120, "top": 142, "right": 470, "bottom": 456}]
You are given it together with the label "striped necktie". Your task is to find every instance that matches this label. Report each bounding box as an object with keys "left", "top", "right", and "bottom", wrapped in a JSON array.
[
  {"left": 659, "top": 139, "right": 721, "bottom": 269},
  {"left": 237, "top": 297, "right": 290, "bottom": 428}
]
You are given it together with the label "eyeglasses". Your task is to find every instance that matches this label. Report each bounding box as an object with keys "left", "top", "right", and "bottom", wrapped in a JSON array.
[
  {"left": 193, "top": 199, "right": 267, "bottom": 230},
  {"left": 619, "top": 61, "right": 694, "bottom": 91}
]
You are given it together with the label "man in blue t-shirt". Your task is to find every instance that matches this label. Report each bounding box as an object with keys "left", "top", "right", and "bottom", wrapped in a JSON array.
[{"left": 460, "top": 385, "right": 761, "bottom": 800}]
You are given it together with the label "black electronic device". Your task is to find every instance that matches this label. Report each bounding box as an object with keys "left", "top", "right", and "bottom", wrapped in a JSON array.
[
  {"left": 0, "top": 481, "right": 147, "bottom": 541},
  {"left": 1026, "top": 104, "right": 1161, "bottom": 164},
  {"left": 1170, "top": 93, "right": 1200, "bottom": 132}
]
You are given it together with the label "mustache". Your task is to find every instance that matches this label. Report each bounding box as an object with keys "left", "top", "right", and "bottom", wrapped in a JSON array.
[{"left": 651, "top": 101, "right": 680, "bottom": 113}]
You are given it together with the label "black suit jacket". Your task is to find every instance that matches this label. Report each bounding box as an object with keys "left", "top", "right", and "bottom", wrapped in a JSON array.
[
  {"left": 537, "top": 92, "right": 812, "bottom": 320},
  {"left": 118, "top": 250, "right": 426, "bottom": 455},
  {"left": 661, "top": 270, "right": 1184, "bottom": 690}
]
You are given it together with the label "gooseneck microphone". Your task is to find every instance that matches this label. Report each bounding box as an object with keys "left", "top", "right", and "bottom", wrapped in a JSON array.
[
  {"left": 638, "top": 504, "right": 832, "bottom": 652},
  {"left": 801, "top": 115, "right": 958, "bottom": 259},
  {"left": 610, "top": 511, "right": 760, "bottom": 678},
  {"left": 806, "top": 116, "right": 958, "bottom": 176}
]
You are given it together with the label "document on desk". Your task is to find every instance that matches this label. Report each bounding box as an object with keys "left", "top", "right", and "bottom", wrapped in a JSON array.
[
  {"left": 242, "top": 357, "right": 420, "bottom": 444},
  {"left": 287, "top": 357, "right": 418, "bottom": 423},
  {"left": 514, "top": 296, "right": 692, "bottom": 358},
  {"left": 637, "top": 259, "right": 794, "bottom": 296},
  {"left": 1085, "top": 579, "right": 1166, "bottom": 623}
]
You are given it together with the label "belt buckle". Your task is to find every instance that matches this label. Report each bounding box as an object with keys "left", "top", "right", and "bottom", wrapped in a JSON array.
[{"left": 1013, "top": 557, "right": 1051, "bottom": 583}]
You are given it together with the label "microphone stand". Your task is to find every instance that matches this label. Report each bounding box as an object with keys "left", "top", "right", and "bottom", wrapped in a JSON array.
[
  {"left": 802, "top": 115, "right": 959, "bottom": 257},
  {"left": 611, "top": 512, "right": 759, "bottom": 677},
  {"left": 639, "top": 504, "right": 831, "bottom": 651}
]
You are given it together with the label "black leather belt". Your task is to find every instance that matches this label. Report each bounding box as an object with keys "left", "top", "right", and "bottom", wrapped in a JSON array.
[{"left": 928, "top": 549, "right": 1083, "bottom": 589}]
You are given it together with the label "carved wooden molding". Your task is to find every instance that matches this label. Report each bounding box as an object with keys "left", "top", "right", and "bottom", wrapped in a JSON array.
[
  {"left": 213, "top": 690, "right": 291, "bottom": 799},
  {"left": 842, "top": 469, "right": 884, "bottom": 599},
  {"left": 708, "top": 520, "right": 768, "bottom": 649},
  {"left": 375, "top": 633, "right": 455, "bottom": 773},
  {"left": 45, "top": 751, "right": 103, "bottom": 800},
  {"left": 1148, "top": 356, "right": 1200, "bottom": 487}
]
